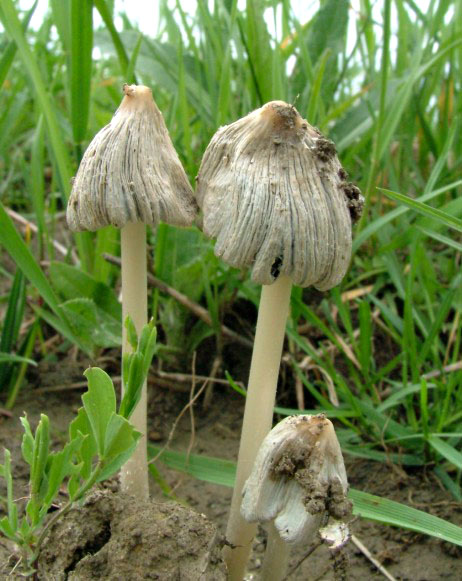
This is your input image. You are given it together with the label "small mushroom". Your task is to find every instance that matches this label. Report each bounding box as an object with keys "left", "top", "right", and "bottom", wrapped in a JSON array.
[
  {"left": 196, "top": 101, "right": 362, "bottom": 579},
  {"left": 66, "top": 84, "right": 196, "bottom": 499},
  {"left": 241, "top": 415, "right": 351, "bottom": 580}
]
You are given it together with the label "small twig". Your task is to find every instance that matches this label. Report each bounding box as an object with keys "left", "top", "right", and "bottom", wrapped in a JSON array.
[
  {"left": 202, "top": 355, "right": 223, "bottom": 410},
  {"left": 282, "top": 540, "right": 322, "bottom": 580},
  {"left": 148, "top": 369, "right": 210, "bottom": 466},
  {"left": 154, "top": 369, "right": 244, "bottom": 389},
  {"left": 351, "top": 534, "right": 398, "bottom": 581},
  {"left": 0, "top": 408, "right": 13, "bottom": 418},
  {"left": 422, "top": 360, "right": 462, "bottom": 380},
  {"left": 6, "top": 208, "right": 78, "bottom": 262},
  {"left": 102, "top": 253, "right": 253, "bottom": 349}
]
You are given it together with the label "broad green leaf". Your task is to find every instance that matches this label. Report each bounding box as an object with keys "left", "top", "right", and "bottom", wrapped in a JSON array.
[
  {"left": 69, "top": 407, "right": 97, "bottom": 481},
  {"left": 0, "top": 516, "right": 17, "bottom": 541},
  {"left": 103, "top": 413, "right": 139, "bottom": 459},
  {"left": 82, "top": 368, "right": 116, "bottom": 455},
  {"left": 59, "top": 297, "right": 120, "bottom": 351},
  {"left": 98, "top": 414, "right": 140, "bottom": 481},
  {"left": 41, "top": 434, "right": 85, "bottom": 514},
  {"left": 49, "top": 262, "right": 122, "bottom": 320}
]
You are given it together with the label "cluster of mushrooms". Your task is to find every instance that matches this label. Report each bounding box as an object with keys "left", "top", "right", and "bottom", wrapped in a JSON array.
[{"left": 67, "top": 85, "right": 363, "bottom": 580}]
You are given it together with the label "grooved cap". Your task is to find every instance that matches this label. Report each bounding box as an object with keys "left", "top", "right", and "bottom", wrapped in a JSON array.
[
  {"left": 67, "top": 84, "right": 197, "bottom": 231},
  {"left": 196, "top": 101, "right": 363, "bottom": 289}
]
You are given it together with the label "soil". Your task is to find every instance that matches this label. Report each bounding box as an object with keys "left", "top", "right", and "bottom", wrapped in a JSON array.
[{"left": 1, "top": 357, "right": 462, "bottom": 580}]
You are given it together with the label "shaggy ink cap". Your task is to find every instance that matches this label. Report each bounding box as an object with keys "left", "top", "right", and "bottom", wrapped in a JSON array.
[
  {"left": 196, "top": 101, "right": 364, "bottom": 290},
  {"left": 67, "top": 84, "right": 196, "bottom": 231},
  {"left": 241, "top": 414, "right": 352, "bottom": 546}
]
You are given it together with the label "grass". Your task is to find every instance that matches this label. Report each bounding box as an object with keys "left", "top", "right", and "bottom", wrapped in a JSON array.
[{"left": 0, "top": 0, "right": 461, "bottom": 547}]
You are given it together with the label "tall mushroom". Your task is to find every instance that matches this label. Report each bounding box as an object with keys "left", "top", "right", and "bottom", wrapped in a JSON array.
[
  {"left": 196, "top": 100, "right": 363, "bottom": 579},
  {"left": 67, "top": 84, "right": 196, "bottom": 499}
]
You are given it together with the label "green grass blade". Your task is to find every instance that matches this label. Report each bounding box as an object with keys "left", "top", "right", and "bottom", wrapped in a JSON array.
[
  {"left": 0, "top": 0, "right": 73, "bottom": 197},
  {"left": 349, "top": 489, "right": 462, "bottom": 546},
  {"left": 0, "top": 0, "right": 37, "bottom": 88},
  {"left": 428, "top": 436, "right": 462, "bottom": 470},
  {"left": 70, "top": 0, "right": 93, "bottom": 146},
  {"left": 94, "top": 0, "right": 130, "bottom": 76},
  {"left": 0, "top": 202, "right": 78, "bottom": 346},
  {"left": 150, "top": 446, "right": 462, "bottom": 546},
  {"left": 380, "top": 188, "right": 462, "bottom": 232}
]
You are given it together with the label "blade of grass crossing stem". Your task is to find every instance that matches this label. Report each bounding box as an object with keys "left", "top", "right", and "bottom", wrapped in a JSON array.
[
  {"left": 70, "top": 0, "right": 93, "bottom": 150},
  {"left": 0, "top": 0, "right": 93, "bottom": 272},
  {"left": 149, "top": 446, "right": 462, "bottom": 546}
]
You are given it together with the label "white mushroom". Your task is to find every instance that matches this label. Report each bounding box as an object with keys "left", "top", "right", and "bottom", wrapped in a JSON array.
[
  {"left": 67, "top": 84, "right": 196, "bottom": 499},
  {"left": 196, "top": 101, "right": 362, "bottom": 579},
  {"left": 241, "top": 415, "right": 351, "bottom": 580}
]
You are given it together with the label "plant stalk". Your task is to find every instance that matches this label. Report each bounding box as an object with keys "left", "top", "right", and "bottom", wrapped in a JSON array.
[
  {"left": 120, "top": 222, "right": 148, "bottom": 498},
  {"left": 261, "top": 522, "right": 290, "bottom": 580},
  {"left": 224, "top": 274, "right": 292, "bottom": 580}
]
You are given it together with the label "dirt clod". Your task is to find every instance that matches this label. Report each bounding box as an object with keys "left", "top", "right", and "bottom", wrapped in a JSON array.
[{"left": 37, "top": 489, "right": 227, "bottom": 580}]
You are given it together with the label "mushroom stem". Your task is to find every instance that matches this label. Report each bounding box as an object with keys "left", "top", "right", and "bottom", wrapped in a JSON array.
[
  {"left": 261, "top": 523, "right": 290, "bottom": 581},
  {"left": 224, "top": 274, "right": 292, "bottom": 580},
  {"left": 120, "top": 221, "right": 148, "bottom": 499}
]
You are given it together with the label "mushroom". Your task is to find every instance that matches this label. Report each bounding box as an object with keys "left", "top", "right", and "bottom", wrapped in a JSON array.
[
  {"left": 195, "top": 100, "right": 363, "bottom": 578},
  {"left": 67, "top": 84, "right": 196, "bottom": 498},
  {"left": 241, "top": 414, "right": 351, "bottom": 580}
]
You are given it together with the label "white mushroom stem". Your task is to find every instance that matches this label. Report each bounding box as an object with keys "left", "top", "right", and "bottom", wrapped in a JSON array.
[
  {"left": 224, "top": 274, "right": 292, "bottom": 580},
  {"left": 261, "top": 523, "right": 290, "bottom": 581},
  {"left": 120, "top": 221, "right": 148, "bottom": 499}
]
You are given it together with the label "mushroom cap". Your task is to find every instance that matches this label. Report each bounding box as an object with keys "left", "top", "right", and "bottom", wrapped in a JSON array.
[
  {"left": 67, "top": 84, "right": 197, "bottom": 231},
  {"left": 241, "top": 414, "right": 350, "bottom": 545},
  {"left": 196, "top": 101, "right": 363, "bottom": 289}
]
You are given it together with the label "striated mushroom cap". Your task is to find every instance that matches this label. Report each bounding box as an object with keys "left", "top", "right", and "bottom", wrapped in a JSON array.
[
  {"left": 196, "top": 101, "right": 363, "bottom": 289},
  {"left": 241, "top": 414, "right": 351, "bottom": 546},
  {"left": 67, "top": 84, "right": 197, "bottom": 231}
]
